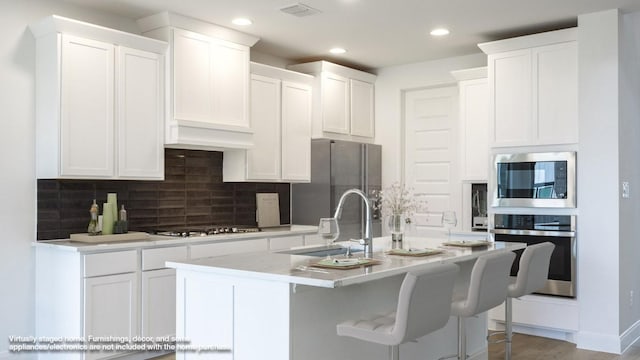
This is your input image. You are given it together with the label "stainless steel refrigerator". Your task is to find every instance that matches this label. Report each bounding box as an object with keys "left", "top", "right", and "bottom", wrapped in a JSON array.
[{"left": 292, "top": 139, "right": 382, "bottom": 242}]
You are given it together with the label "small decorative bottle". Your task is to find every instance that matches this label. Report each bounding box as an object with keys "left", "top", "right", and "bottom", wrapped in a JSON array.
[{"left": 87, "top": 200, "right": 99, "bottom": 235}]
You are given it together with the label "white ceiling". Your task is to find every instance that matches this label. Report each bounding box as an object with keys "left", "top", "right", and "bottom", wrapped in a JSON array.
[{"left": 64, "top": 0, "right": 640, "bottom": 71}]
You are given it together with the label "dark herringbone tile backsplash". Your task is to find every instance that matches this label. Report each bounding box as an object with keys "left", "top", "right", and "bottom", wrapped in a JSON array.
[{"left": 37, "top": 149, "right": 290, "bottom": 240}]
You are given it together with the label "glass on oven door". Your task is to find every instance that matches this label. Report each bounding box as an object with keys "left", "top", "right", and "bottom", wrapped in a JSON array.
[{"left": 494, "top": 232, "right": 576, "bottom": 298}]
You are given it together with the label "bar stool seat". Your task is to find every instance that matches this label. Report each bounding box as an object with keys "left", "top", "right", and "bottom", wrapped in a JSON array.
[
  {"left": 502, "top": 242, "right": 555, "bottom": 360},
  {"left": 337, "top": 263, "right": 459, "bottom": 360},
  {"left": 445, "top": 251, "right": 516, "bottom": 360}
]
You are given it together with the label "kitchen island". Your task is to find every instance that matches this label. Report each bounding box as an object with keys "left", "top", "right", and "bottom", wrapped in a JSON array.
[{"left": 167, "top": 236, "right": 525, "bottom": 360}]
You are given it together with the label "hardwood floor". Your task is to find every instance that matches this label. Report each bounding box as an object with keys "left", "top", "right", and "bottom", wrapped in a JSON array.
[
  {"left": 488, "top": 332, "right": 640, "bottom": 360},
  {"left": 150, "top": 334, "right": 640, "bottom": 360}
]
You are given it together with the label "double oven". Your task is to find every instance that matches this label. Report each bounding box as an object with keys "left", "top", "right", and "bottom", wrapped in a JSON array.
[{"left": 490, "top": 152, "right": 576, "bottom": 298}]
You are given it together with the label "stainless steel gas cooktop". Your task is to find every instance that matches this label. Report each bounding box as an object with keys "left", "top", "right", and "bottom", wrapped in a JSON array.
[{"left": 154, "top": 226, "right": 261, "bottom": 238}]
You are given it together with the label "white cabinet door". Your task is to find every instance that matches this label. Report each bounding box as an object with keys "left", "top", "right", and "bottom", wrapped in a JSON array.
[
  {"left": 172, "top": 28, "right": 249, "bottom": 129},
  {"left": 117, "top": 47, "right": 164, "bottom": 179},
  {"left": 248, "top": 75, "right": 281, "bottom": 180},
  {"left": 321, "top": 72, "right": 350, "bottom": 134},
  {"left": 281, "top": 81, "right": 312, "bottom": 181},
  {"left": 489, "top": 49, "right": 532, "bottom": 147},
  {"left": 211, "top": 37, "right": 250, "bottom": 128},
  {"left": 350, "top": 79, "right": 374, "bottom": 138},
  {"left": 60, "top": 35, "right": 114, "bottom": 177},
  {"left": 190, "top": 239, "right": 269, "bottom": 260},
  {"left": 142, "top": 269, "right": 176, "bottom": 338},
  {"left": 172, "top": 29, "right": 214, "bottom": 123},
  {"left": 269, "top": 235, "right": 304, "bottom": 251},
  {"left": 459, "top": 78, "right": 489, "bottom": 181},
  {"left": 535, "top": 42, "right": 578, "bottom": 145},
  {"left": 84, "top": 273, "right": 138, "bottom": 360}
]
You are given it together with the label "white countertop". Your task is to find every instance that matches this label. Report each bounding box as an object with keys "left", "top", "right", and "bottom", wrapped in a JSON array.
[
  {"left": 33, "top": 225, "right": 318, "bottom": 252},
  {"left": 167, "top": 236, "right": 526, "bottom": 288}
]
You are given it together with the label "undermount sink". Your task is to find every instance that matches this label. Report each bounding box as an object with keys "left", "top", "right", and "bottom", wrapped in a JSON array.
[{"left": 278, "top": 245, "right": 363, "bottom": 257}]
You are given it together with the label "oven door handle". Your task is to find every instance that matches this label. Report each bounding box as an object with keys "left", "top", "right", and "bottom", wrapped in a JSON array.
[{"left": 490, "top": 229, "right": 576, "bottom": 237}]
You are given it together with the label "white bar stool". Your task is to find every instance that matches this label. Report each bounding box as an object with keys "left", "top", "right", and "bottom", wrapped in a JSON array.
[
  {"left": 336, "top": 263, "right": 459, "bottom": 360},
  {"left": 443, "top": 251, "right": 516, "bottom": 360},
  {"left": 502, "top": 242, "right": 555, "bottom": 360}
]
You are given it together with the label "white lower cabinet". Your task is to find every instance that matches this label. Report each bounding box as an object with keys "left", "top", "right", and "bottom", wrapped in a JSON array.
[
  {"left": 190, "top": 238, "right": 269, "bottom": 260},
  {"left": 269, "top": 235, "right": 304, "bottom": 251},
  {"left": 140, "top": 246, "right": 187, "bottom": 339},
  {"left": 84, "top": 273, "right": 139, "bottom": 360},
  {"left": 82, "top": 250, "right": 139, "bottom": 360},
  {"left": 36, "top": 231, "right": 316, "bottom": 360},
  {"left": 142, "top": 269, "right": 176, "bottom": 339}
]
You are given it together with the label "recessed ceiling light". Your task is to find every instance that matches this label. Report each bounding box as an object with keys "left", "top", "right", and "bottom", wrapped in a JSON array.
[
  {"left": 430, "top": 28, "right": 450, "bottom": 36},
  {"left": 330, "top": 47, "right": 347, "bottom": 54},
  {"left": 232, "top": 18, "right": 253, "bottom": 26}
]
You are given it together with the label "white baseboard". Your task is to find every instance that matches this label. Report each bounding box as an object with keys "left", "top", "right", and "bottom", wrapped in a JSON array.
[
  {"left": 490, "top": 320, "right": 576, "bottom": 343},
  {"left": 576, "top": 330, "right": 622, "bottom": 354},
  {"left": 620, "top": 319, "right": 640, "bottom": 353}
]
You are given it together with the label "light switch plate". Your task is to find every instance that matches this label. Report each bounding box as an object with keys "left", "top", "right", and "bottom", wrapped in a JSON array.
[{"left": 622, "top": 181, "right": 630, "bottom": 198}]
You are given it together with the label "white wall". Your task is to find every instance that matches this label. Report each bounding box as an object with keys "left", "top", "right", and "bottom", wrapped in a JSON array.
[
  {"left": 0, "top": 2, "right": 139, "bottom": 359},
  {"left": 618, "top": 10, "right": 640, "bottom": 340},
  {"left": 374, "top": 53, "right": 487, "bottom": 188},
  {"left": 576, "top": 9, "right": 622, "bottom": 353}
]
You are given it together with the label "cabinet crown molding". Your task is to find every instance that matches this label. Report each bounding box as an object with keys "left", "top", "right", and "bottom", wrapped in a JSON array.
[
  {"left": 29, "top": 15, "right": 167, "bottom": 54},
  {"left": 137, "top": 11, "right": 259, "bottom": 47},
  {"left": 288, "top": 60, "right": 377, "bottom": 83},
  {"left": 478, "top": 27, "right": 577, "bottom": 55},
  {"left": 451, "top": 67, "right": 487, "bottom": 81}
]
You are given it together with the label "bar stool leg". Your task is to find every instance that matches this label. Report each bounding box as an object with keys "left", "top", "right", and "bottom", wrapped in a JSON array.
[
  {"left": 458, "top": 317, "right": 466, "bottom": 360},
  {"left": 390, "top": 345, "right": 399, "bottom": 360},
  {"left": 505, "top": 298, "right": 513, "bottom": 360}
]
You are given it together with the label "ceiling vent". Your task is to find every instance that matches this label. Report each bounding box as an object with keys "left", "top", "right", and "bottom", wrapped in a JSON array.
[{"left": 279, "top": 3, "right": 322, "bottom": 17}]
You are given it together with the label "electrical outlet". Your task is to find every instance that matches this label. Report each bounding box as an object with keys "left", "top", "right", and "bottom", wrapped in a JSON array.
[
  {"left": 623, "top": 181, "right": 630, "bottom": 198},
  {"left": 630, "top": 290, "right": 634, "bottom": 307}
]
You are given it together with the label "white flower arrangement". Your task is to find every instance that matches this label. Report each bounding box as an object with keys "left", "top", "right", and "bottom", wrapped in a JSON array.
[{"left": 377, "top": 182, "right": 427, "bottom": 218}]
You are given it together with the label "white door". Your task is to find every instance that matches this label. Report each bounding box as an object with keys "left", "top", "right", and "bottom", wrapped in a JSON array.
[
  {"left": 142, "top": 269, "right": 176, "bottom": 338},
  {"left": 60, "top": 35, "right": 114, "bottom": 177},
  {"left": 459, "top": 78, "right": 489, "bottom": 181},
  {"left": 281, "top": 81, "right": 312, "bottom": 181},
  {"left": 247, "top": 74, "right": 281, "bottom": 180},
  {"left": 404, "top": 86, "right": 460, "bottom": 230},
  {"left": 84, "top": 273, "right": 138, "bottom": 360},
  {"left": 117, "top": 46, "right": 164, "bottom": 179}
]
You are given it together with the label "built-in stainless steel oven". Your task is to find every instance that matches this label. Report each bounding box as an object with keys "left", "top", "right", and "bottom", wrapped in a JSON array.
[
  {"left": 492, "top": 152, "right": 576, "bottom": 208},
  {"left": 491, "top": 214, "right": 576, "bottom": 298}
]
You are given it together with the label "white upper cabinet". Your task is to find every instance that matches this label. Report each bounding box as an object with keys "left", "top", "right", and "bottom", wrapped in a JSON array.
[
  {"left": 60, "top": 35, "right": 115, "bottom": 178},
  {"left": 321, "top": 72, "right": 350, "bottom": 134},
  {"left": 288, "top": 61, "right": 376, "bottom": 141},
  {"left": 479, "top": 28, "right": 577, "bottom": 148},
  {"left": 350, "top": 79, "right": 375, "bottom": 138},
  {"left": 117, "top": 47, "right": 164, "bottom": 179},
  {"left": 451, "top": 67, "right": 489, "bottom": 181},
  {"left": 281, "top": 80, "right": 312, "bottom": 181},
  {"left": 30, "top": 15, "right": 167, "bottom": 180},
  {"left": 223, "top": 63, "right": 312, "bottom": 183},
  {"left": 138, "top": 12, "right": 259, "bottom": 150}
]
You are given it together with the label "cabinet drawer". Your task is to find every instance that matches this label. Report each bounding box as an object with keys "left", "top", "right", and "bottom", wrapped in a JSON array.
[
  {"left": 269, "top": 235, "right": 304, "bottom": 251},
  {"left": 142, "top": 246, "right": 188, "bottom": 271},
  {"left": 84, "top": 250, "right": 137, "bottom": 277},
  {"left": 190, "top": 239, "right": 268, "bottom": 260}
]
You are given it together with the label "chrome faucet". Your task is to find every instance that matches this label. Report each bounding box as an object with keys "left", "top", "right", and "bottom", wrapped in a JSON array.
[{"left": 333, "top": 189, "right": 374, "bottom": 259}]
